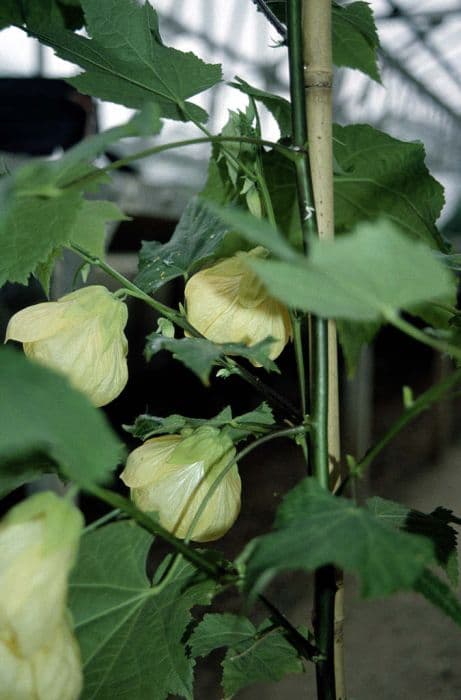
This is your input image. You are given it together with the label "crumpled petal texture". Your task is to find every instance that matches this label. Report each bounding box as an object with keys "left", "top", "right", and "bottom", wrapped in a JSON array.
[
  {"left": 0, "top": 493, "right": 82, "bottom": 657},
  {"left": 0, "top": 494, "right": 83, "bottom": 700},
  {"left": 121, "top": 428, "right": 241, "bottom": 542},
  {"left": 5, "top": 285, "right": 128, "bottom": 407},
  {"left": 0, "top": 621, "right": 82, "bottom": 700},
  {"left": 185, "top": 247, "right": 292, "bottom": 364}
]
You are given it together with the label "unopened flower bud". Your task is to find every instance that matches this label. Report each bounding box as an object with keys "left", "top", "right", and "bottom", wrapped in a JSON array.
[
  {"left": 5, "top": 285, "right": 128, "bottom": 407},
  {"left": 120, "top": 426, "right": 241, "bottom": 542},
  {"left": 185, "top": 247, "right": 292, "bottom": 364}
]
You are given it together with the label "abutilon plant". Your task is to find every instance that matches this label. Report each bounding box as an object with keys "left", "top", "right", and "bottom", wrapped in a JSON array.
[{"left": 0, "top": 1, "right": 460, "bottom": 699}]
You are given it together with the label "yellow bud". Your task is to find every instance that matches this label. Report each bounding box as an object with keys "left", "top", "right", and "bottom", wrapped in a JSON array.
[
  {"left": 120, "top": 427, "right": 241, "bottom": 542},
  {"left": 5, "top": 285, "right": 128, "bottom": 407},
  {"left": 184, "top": 248, "right": 292, "bottom": 365},
  {"left": 0, "top": 493, "right": 83, "bottom": 658},
  {"left": 0, "top": 620, "right": 82, "bottom": 700}
]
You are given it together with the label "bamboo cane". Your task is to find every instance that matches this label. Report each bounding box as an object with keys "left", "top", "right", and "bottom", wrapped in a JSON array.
[{"left": 302, "top": 2, "right": 346, "bottom": 698}]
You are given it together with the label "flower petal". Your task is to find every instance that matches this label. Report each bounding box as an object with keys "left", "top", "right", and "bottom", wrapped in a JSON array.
[
  {"left": 132, "top": 457, "right": 241, "bottom": 542},
  {"left": 5, "top": 303, "right": 70, "bottom": 343},
  {"left": 0, "top": 622, "right": 82, "bottom": 700},
  {"left": 120, "top": 436, "right": 181, "bottom": 488}
]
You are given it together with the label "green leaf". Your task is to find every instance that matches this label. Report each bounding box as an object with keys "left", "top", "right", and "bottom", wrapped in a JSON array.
[
  {"left": 189, "top": 614, "right": 303, "bottom": 698},
  {"left": 135, "top": 198, "right": 232, "bottom": 294},
  {"left": 258, "top": 2, "right": 380, "bottom": 81},
  {"left": 337, "top": 319, "right": 381, "bottom": 376},
  {"left": 10, "top": 0, "right": 85, "bottom": 30},
  {"left": 415, "top": 569, "right": 461, "bottom": 629},
  {"left": 145, "top": 333, "right": 278, "bottom": 384},
  {"left": 219, "top": 105, "right": 258, "bottom": 187},
  {"left": 125, "top": 403, "right": 274, "bottom": 442},
  {"left": 248, "top": 219, "right": 454, "bottom": 321},
  {"left": 70, "top": 199, "right": 128, "bottom": 259},
  {"left": 189, "top": 613, "right": 255, "bottom": 658},
  {"left": 226, "top": 403, "right": 275, "bottom": 442},
  {"left": 221, "top": 620, "right": 303, "bottom": 698},
  {"left": 56, "top": 104, "right": 163, "bottom": 186},
  {"left": 0, "top": 0, "right": 23, "bottom": 29},
  {"left": 239, "top": 477, "right": 434, "bottom": 601},
  {"left": 0, "top": 453, "right": 57, "bottom": 499},
  {"left": 25, "top": 0, "right": 221, "bottom": 121},
  {"left": 334, "top": 124, "right": 447, "bottom": 250},
  {"left": 332, "top": 2, "right": 381, "bottom": 82},
  {"left": 203, "top": 203, "right": 298, "bottom": 262},
  {"left": 0, "top": 347, "right": 122, "bottom": 486},
  {"left": 69, "top": 521, "right": 216, "bottom": 700},
  {"left": 36, "top": 199, "right": 127, "bottom": 295},
  {"left": 367, "top": 496, "right": 459, "bottom": 586},
  {"left": 200, "top": 148, "right": 238, "bottom": 206},
  {"left": 0, "top": 107, "right": 158, "bottom": 288},
  {"left": 0, "top": 164, "right": 82, "bottom": 287},
  {"left": 230, "top": 77, "right": 292, "bottom": 138},
  {"left": 261, "top": 150, "right": 301, "bottom": 245}
]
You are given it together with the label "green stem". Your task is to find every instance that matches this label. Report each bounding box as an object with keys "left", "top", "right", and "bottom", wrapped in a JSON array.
[
  {"left": 313, "top": 566, "right": 337, "bottom": 698},
  {"left": 352, "top": 366, "right": 461, "bottom": 480},
  {"left": 286, "top": 0, "right": 318, "bottom": 468},
  {"left": 259, "top": 593, "right": 322, "bottom": 661},
  {"left": 387, "top": 311, "right": 461, "bottom": 362},
  {"left": 293, "top": 314, "right": 307, "bottom": 417},
  {"left": 287, "top": 2, "right": 317, "bottom": 248},
  {"left": 311, "top": 318, "right": 329, "bottom": 489},
  {"left": 61, "top": 134, "right": 299, "bottom": 191},
  {"left": 87, "top": 484, "right": 230, "bottom": 580},
  {"left": 69, "top": 241, "right": 187, "bottom": 325},
  {"left": 83, "top": 508, "right": 122, "bottom": 534}
]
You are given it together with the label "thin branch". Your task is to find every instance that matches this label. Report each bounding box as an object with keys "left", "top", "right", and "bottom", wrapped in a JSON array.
[
  {"left": 60, "top": 135, "right": 300, "bottom": 191},
  {"left": 87, "top": 485, "right": 231, "bottom": 580},
  {"left": 250, "top": 0, "right": 288, "bottom": 39},
  {"left": 352, "top": 367, "right": 461, "bottom": 479},
  {"left": 259, "top": 593, "right": 322, "bottom": 661}
]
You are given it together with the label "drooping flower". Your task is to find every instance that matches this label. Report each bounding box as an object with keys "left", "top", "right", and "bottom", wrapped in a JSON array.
[
  {"left": 120, "top": 426, "right": 241, "bottom": 542},
  {"left": 0, "top": 492, "right": 83, "bottom": 657},
  {"left": 0, "top": 493, "right": 83, "bottom": 700},
  {"left": 184, "top": 247, "right": 292, "bottom": 364},
  {"left": 0, "top": 621, "right": 82, "bottom": 700},
  {"left": 5, "top": 285, "right": 128, "bottom": 407}
]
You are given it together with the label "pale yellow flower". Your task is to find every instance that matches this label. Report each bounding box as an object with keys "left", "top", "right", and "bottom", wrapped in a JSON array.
[
  {"left": 120, "top": 427, "right": 241, "bottom": 542},
  {"left": 0, "top": 493, "right": 83, "bottom": 700},
  {"left": 0, "top": 492, "right": 83, "bottom": 657},
  {"left": 184, "top": 247, "right": 292, "bottom": 364},
  {"left": 5, "top": 285, "right": 128, "bottom": 407},
  {"left": 0, "top": 621, "right": 82, "bottom": 700}
]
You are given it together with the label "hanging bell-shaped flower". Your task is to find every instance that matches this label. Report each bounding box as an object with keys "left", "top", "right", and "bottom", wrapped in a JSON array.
[
  {"left": 0, "top": 493, "right": 83, "bottom": 700},
  {"left": 5, "top": 285, "right": 128, "bottom": 407},
  {"left": 120, "top": 426, "right": 241, "bottom": 542},
  {"left": 0, "top": 621, "right": 82, "bottom": 700},
  {"left": 184, "top": 247, "right": 292, "bottom": 365}
]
